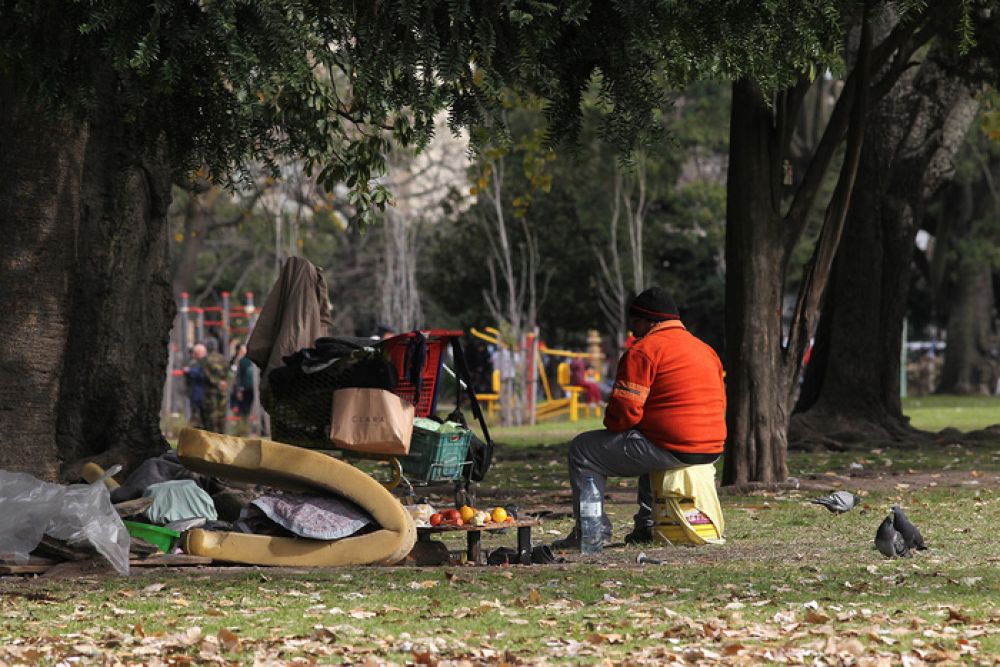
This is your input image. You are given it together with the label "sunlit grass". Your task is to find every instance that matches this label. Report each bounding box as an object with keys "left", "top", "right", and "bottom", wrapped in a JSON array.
[{"left": 903, "top": 394, "right": 1000, "bottom": 432}]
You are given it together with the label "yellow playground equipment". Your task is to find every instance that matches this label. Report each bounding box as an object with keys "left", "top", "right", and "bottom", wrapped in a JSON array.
[
  {"left": 474, "top": 369, "right": 501, "bottom": 417},
  {"left": 470, "top": 327, "right": 603, "bottom": 422}
]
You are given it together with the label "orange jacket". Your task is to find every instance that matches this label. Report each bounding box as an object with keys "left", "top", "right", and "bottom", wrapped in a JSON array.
[{"left": 604, "top": 321, "right": 726, "bottom": 456}]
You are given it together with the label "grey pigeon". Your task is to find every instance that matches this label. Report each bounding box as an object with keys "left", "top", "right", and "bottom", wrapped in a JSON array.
[
  {"left": 811, "top": 490, "right": 860, "bottom": 514},
  {"left": 874, "top": 514, "right": 909, "bottom": 558},
  {"left": 891, "top": 505, "right": 927, "bottom": 551}
]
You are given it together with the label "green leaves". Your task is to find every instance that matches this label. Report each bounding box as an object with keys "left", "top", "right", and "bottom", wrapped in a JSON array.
[{"left": 2, "top": 0, "right": 856, "bottom": 224}]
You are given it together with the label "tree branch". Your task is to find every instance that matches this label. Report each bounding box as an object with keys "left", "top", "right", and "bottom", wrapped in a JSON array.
[
  {"left": 783, "top": 14, "right": 927, "bottom": 250},
  {"left": 783, "top": 7, "right": 873, "bottom": 393}
]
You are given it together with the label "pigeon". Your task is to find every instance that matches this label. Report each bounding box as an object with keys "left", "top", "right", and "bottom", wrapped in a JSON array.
[
  {"left": 810, "top": 490, "right": 861, "bottom": 514},
  {"left": 874, "top": 514, "right": 909, "bottom": 558},
  {"left": 891, "top": 505, "right": 927, "bottom": 551}
]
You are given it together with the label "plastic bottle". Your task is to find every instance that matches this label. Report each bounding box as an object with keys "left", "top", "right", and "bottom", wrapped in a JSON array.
[{"left": 579, "top": 476, "right": 604, "bottom": 555}]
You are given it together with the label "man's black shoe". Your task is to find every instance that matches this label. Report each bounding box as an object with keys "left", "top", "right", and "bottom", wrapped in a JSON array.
[
  {"left": 551, "top": 526, "right": 612, "bottom": 551},
  {"left": 624, "top": 526, "right": 654, "bottom": 545}
]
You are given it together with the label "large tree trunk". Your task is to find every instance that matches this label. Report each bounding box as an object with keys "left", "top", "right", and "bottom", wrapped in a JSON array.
[
  {"left": 939, "top": 260, "right": 997, "bottom": 394},
  {"left": 0, "top": 100, "right": 173, "bottom": 481},
  {"left": 723, "top": 15, "right": 877, "bottom": 485},
  {"left": 721, "top": 80, "right": 793, "bottom": 485},
  {"left": 170, "top": 188, "right": 216, "bottom": 299},
  {"left": 791, "top": 44, "right": 982, "bottom": 448},
  {"left": 934, "top": 172, "right": 1000, "bottom": 394}
]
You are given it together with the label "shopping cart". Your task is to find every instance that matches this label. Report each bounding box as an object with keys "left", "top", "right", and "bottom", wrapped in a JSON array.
[
  {"left": 377, "top": 329, "right": 494, "bottom": 503},
  {"left": 263, "top": 329, "right": 493, "bottom": 503}
]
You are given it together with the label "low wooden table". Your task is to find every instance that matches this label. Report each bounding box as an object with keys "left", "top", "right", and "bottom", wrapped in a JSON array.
[{"left": 416, "top": 518, "right": 540, "bottom": 564}]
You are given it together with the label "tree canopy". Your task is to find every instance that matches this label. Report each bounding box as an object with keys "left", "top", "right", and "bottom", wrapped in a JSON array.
[
  {"left": 5, "top": 0, "right": 989, "bottom": 481},
  {"left": 1, "top": 0, "right": 848, "bottom": 220}
]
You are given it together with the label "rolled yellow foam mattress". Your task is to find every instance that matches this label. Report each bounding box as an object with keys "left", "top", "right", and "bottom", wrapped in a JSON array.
[{"left": 176, "top": 428, "right": 415, "bottom": 566}]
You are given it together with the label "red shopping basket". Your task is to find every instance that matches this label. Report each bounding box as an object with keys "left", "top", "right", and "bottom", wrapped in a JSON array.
[
  {"left": 379, "top": 329, "right": 495, "bottom": 493},
  {"left": 379, "top": 329, "right": 462, "bottom": 417}
]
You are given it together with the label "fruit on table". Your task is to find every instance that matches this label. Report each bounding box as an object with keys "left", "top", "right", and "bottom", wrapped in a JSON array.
[
  {"left": 442, "top": 508, "right": 461, "bottom": 522},
  {"left": 472, "top": 510, "right": 490, "bottom": 526},
  {"left": 429, "top": 513, "right": 443, "bottom": 526},
  {"left": 459, "top": 505, "right": 476, "bottom": 522},
  {"left": 491, "top": 507, "right": 508, "bottom": 523}
]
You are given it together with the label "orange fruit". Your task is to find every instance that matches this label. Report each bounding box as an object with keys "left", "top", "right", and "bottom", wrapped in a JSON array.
[
  {"left": 459, "top": 505, "right": 476, "bottom": 522},
  {"left": 491, "top": 507, "right": 508, "bottom": 523}
]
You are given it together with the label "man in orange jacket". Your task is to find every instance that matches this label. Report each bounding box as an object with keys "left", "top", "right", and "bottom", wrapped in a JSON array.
[{"left": 553, "top": 286, "right": 726, "bottom": 549}]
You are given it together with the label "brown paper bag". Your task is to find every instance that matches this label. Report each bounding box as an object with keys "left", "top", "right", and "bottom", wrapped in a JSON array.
[{"left": 329, "top": 388, "right": 415, "bottom": 455}]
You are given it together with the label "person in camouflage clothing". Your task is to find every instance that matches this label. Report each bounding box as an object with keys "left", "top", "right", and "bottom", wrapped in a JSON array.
[{"left": 201, "top": 338, "right": 230, "bottom": 433}]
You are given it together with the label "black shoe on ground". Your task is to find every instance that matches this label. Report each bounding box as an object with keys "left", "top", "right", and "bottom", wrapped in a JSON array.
[
  {"left": 624, "top": 526, "right": 654, "bottom": 545},
  {"left": 551, "top": 526, "right": 612, "bottom": 551}
]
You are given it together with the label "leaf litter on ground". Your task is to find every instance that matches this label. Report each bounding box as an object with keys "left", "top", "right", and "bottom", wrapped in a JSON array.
[{"left": 3, "top": 445, "right": 1000, "bottom": 664}]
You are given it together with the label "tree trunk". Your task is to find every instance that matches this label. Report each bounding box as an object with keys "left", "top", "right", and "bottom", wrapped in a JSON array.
[
  {"left": 0, "top": 100, "right": 173, "bottom": 481},
  {"left": 938, "top": 252, "right": 997, "bottom": 394},
  {"left": 723, "top": 14, "right": 876, "bottom": 484},
  {"left": 378, "top": 210, "right": 424, "bottom": 332},
  {"left": 790, "top": 150, "right": 915, "bottom": 442},
  {"left": 170, "top": 188, "right": 216, "bottom": 299},
  {"left": 933, "top": 145, "right": 1000, "bottom": 395},
  {"left": 791, "top": 44, "right": 982, "bottom": 447},
  {"left": 721, "top": 80, "right": 793, "bottom": 486}
]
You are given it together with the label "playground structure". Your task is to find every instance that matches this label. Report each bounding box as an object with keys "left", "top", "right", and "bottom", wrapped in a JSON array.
[
  {"left": 161, "top": 291, "right": 264, "bottom": 436},
  {"left": 471, "top": 326, "right": 605, "bottom": 423}
]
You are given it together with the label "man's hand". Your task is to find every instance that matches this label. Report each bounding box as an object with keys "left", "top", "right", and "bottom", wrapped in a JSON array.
[{"left": 219, "top": 380, "right": 228, "bottom": 391}]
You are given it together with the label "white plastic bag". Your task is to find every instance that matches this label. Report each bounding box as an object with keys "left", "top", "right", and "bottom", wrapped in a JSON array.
[
  {"left": 0, "top": 469, "right": 130, "bottom": 575},
  {"left": 404, "top": 503, "right": 436, "bottom": 528}
]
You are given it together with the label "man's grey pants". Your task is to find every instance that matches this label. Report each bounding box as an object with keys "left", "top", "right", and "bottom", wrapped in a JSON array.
[{"left": 568, "top": 429, "right": 706, "bottom": 536}]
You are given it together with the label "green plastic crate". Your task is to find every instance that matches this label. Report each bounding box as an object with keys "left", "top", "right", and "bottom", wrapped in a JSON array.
[{"left": 401, "top": 426, "right": 472, "bottom": 483}]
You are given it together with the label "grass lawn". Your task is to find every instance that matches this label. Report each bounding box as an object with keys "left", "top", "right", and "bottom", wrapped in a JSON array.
[
  {"left": 3, "top": 397, "right": 999, "bottom": 665},
  {"left": 903, "top": 394, "right": 1000, "bottom": 433}
]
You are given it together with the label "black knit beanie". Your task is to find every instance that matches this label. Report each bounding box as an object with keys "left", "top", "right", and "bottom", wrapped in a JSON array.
[{"left": 629, "top": 286, "right": 679, "bottom": 322}]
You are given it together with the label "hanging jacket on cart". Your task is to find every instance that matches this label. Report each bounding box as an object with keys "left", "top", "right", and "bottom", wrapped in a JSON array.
[{"left": 247, "top": 257, "right": 334, "bottom": 390}]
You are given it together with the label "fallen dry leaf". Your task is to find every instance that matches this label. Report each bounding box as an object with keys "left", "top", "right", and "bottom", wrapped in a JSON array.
[
  {"left": 217, "top": 627, "right": 239, "bottom": 652},
  {"left": 804, "top": 609, "right": 832, "bottom": 624},
  {"left": 946, "top": 607, "right": 972, "bottom": 624}
]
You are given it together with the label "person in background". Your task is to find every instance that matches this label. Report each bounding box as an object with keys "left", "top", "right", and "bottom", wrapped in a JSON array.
[
  {"left": 184, "top": 344, "right": 208, "bottom": 428},
  {"left": 552, "top": 286, "right": 726, "bottom": 549},
  {"left": 569, "top": 356, "right": 602, "bottom": 408},
  {"left": 201, "top": 338, "right": 229, "bottom": 433},
  {"left": 229, "top": 342, "right": 256, "bottom": 435},
  {"left": 465, "top": 337, "right": 493, "bottom": 394}
]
